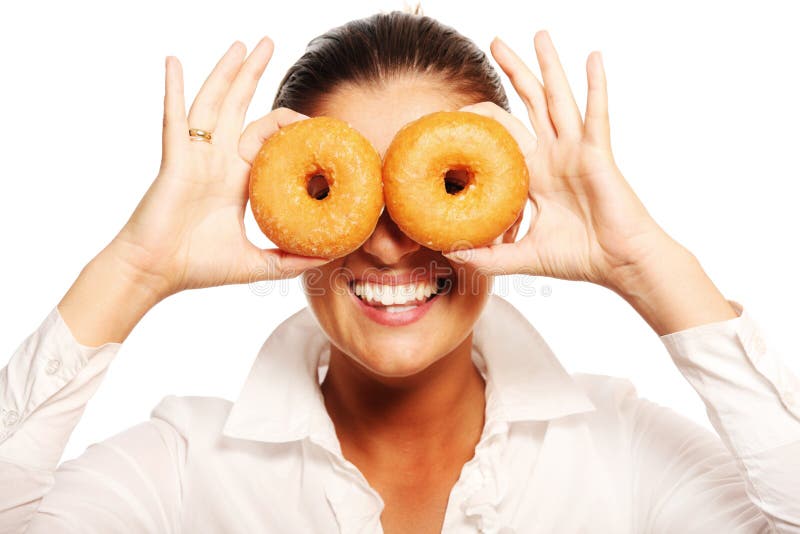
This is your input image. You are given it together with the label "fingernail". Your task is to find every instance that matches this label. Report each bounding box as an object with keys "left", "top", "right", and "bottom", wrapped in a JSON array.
[
  {"left": 545, "top": 31, "right": 555, "bottom": 49},
  {"left": 288, "top": 113, "right": 310, "bottom": 124},
  {"left": 444, "top": 250, "right": 469, "bottom": 261}
]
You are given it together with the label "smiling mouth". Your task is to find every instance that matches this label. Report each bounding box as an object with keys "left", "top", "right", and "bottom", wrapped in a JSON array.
[{"left": 349, "top": 277, "right": 451, "bottom": 312}]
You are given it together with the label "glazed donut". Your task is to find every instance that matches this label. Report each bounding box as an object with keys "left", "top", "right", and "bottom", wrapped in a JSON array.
[
  {"left": 249, "top": 116, "right": 384, "bottom": 259},
  {"left": 382, "top": 110, "right": 529, "bottom": 252}
]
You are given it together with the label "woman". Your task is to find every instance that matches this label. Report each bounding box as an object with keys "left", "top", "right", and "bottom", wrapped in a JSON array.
[{"left": 1, "top": 9, "right": 798, "bottom": 534}]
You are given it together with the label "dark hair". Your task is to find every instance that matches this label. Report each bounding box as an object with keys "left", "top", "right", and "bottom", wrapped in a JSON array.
[{"left": 272, "top": 9, "right": 509, "bottom": 115}]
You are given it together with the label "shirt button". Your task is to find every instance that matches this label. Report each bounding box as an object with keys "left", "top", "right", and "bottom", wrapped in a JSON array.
[
  {"left": 45, "top": 358, "right": 61, "bottom": 375},
  {"left": 2, "top": 409, "right": 19, "bottom": 427}
]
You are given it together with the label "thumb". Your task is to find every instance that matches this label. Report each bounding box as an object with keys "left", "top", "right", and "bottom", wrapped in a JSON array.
[
  {"left": 443, "top": 241, "right": 540, "bottom": 277},
  {"left": 244, "top": 247, "right": 332, "bottom": 283},
  {"left": 238, "top": 108, "right": 309, "bottom": 165}
]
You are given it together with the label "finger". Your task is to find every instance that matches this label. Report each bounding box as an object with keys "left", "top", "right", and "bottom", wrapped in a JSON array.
[
  {"left": 443, "top": 196, "right": 541, "bottom": 275},
  {"left": 584, "top": 51, "right": 611, "bottom": 152},
  {"left": 459, "top": 101, "right": 537, "bottom": 157},
  {"left": 459, "top": 101, "right": 566, "bottom": 194},
  {"left": 443, "top": 239, "right": 541, "bottom": 277},
  {"left": 186, "top": 41, "right": 247, "bottom": 136},
  {"left": 490, "top": 36, "right": 555, "bottom": 140},
  {"left": 532, "top": 30, "right": 584, "bottom": 139},
  {"left": 216, "top": 36, "right": 275, "bottom": 146},
  {"left": 238, "top": 107, "right": 309, "bottom": 165},
  {"left": 242, "top": 246, "right": 333, "bottom": 283},
  {"left": 161, "top": 56, "right": 188, "bottom": 170}
]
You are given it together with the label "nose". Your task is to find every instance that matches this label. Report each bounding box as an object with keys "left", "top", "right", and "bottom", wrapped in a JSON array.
[{"left": 361, "top": 209, "right": 421, "bottom": 264}]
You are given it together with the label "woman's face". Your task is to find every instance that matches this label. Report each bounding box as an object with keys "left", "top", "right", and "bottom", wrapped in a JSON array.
[{"left": 303, "top": 77, "right": 519, "bottom": 379}]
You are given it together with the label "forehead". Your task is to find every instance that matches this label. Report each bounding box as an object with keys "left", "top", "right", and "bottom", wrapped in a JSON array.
[{"left": 312, "top": 75, "right": 473, "bottom": 158}]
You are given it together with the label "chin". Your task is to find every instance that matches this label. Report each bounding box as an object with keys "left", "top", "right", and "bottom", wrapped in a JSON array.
[
  {"left": 347, "top": 335, "right": 446, "bottom": 378},
  {"left": 342, "top": 308, "right": 483, "bottom": 381}
]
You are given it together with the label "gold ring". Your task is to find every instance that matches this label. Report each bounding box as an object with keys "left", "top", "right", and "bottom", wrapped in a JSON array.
[{"left": 188, "top": 128, "right": 213, "bottom": 142}]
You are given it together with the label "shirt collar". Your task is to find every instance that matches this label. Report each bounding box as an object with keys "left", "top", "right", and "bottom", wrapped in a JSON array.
[{"left": 221, "top": 294, "right": 596, "bottom": 445}]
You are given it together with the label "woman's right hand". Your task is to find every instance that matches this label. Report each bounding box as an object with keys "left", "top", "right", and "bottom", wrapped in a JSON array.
[{"left": 109, "top": 36, "right": 331, "bottom": 301}]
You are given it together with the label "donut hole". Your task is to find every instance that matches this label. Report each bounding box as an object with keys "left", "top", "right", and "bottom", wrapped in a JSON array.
[
  {"left": 306, "top": 173, "right": 330, "bottom": 200},
  {"left": 443, "top": 168, "right": 473, "bottom": 195}
]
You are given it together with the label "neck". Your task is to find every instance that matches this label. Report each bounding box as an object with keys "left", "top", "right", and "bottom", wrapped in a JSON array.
[{"left": 320, "top": 333, "right": 486, "bottom": 466}]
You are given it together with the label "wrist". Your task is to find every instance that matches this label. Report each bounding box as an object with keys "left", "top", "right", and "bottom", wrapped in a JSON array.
[
  {"left": 606, "top": 236, "right": 738, "bottom": 336},
  {"left": 57, "top": 244, "right": 169, "bottom": 346},
  {"left": 604, "top": 231, "right": 691, "bottom": 298},
  {"left": 104, "top": 236, "right": 175, "bottom": 301}
]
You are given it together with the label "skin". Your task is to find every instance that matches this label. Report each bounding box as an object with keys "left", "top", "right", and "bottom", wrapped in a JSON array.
[
  {"left": 305, "top": 78, "right": 519, "bottom": 532},
  {"left": 56, "top": 29, "right": 738, "bottom": 534}
]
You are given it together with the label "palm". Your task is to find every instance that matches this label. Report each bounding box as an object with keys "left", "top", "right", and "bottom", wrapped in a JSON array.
[
  {"left": 526, "top": 137, "right": 660, "bottom": 285},
  {"left": 117, "top": 139, "right": 253, "bottom": 291},
  {"left": 111, "top": 39, "right": 327, "bottom": 299},
  {"left": 453, "top": 31, "right": 670, "bottom": 290},
  {"left": 170, "top": 150, "right": 255, "bottom": 290}
]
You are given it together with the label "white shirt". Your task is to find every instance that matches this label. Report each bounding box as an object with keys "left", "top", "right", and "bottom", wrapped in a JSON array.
[{"left": 1, "top": 294, "right": 799, "bottom": 533}]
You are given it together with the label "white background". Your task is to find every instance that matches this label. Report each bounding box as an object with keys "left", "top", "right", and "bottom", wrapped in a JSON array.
[{"left": 1, "top": 0, "right": 798, "bottom": 463}]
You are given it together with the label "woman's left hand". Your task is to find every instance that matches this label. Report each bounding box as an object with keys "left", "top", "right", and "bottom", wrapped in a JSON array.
[{"left": 445, "top": 31, "right": 685, "bottom": 293}]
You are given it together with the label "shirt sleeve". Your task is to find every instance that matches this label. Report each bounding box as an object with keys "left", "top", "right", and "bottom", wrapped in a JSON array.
[
  {"left": 639, "top": 298, "right": 800, "bottom": 532},
  {"left": 0, "top": 306, "right": 184, "bottom": 533}
]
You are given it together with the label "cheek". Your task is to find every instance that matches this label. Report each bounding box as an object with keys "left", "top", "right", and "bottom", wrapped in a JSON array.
[
  {"left": 302, "top": 264, "right": 377, "bottom": 363},
  {"left": 447, "top": 263, "right": 493, "bottom": 308},
  {"left": 302, "top": 264, "right": 349, "bottom": 329}
]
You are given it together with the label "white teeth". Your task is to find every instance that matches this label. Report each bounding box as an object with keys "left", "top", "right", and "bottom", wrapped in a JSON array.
[
  {"left": 401, "top": 284, "right": 416, "bottom": 300},
  {"left": 380, "top": 289, "right": 393, "bottom": 306},
  {"left": 353, "top": 279, "right": 439, "bottom": 306},
  {"left": 384, "top": 305, "right": 417, "bottom": 314}
]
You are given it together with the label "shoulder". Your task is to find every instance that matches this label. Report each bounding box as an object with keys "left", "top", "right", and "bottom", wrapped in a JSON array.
[
  {"left": 569, "top": 372, "right": 718, "bottom": 445},
  {"left": 570, "top": 371, "right": 640, "bottom": 412},
  {"left": 568, "top": 372, "right": 670, "bottom": 435},
  {"left": 569, "top": 371, "right": 687, "bottom": 423},
  {"left": 149, "top": 394, "right": 234, "bottom": 440}
]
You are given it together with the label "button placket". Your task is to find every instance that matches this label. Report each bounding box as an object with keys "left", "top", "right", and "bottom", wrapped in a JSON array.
[
  {"left": 323, "top": 452, "right": 384, "bottom": 534},
  {"left": 461, "top": 429, "right": 510, "bottom": 534},
  {"left": 324, "top": 481, "right": 382, "bottom": 534}
]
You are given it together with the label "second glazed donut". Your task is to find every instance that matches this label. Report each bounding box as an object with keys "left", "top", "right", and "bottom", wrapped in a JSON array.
[{"left": 381, "top": 110, "right": 529, "bottom": 252}]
